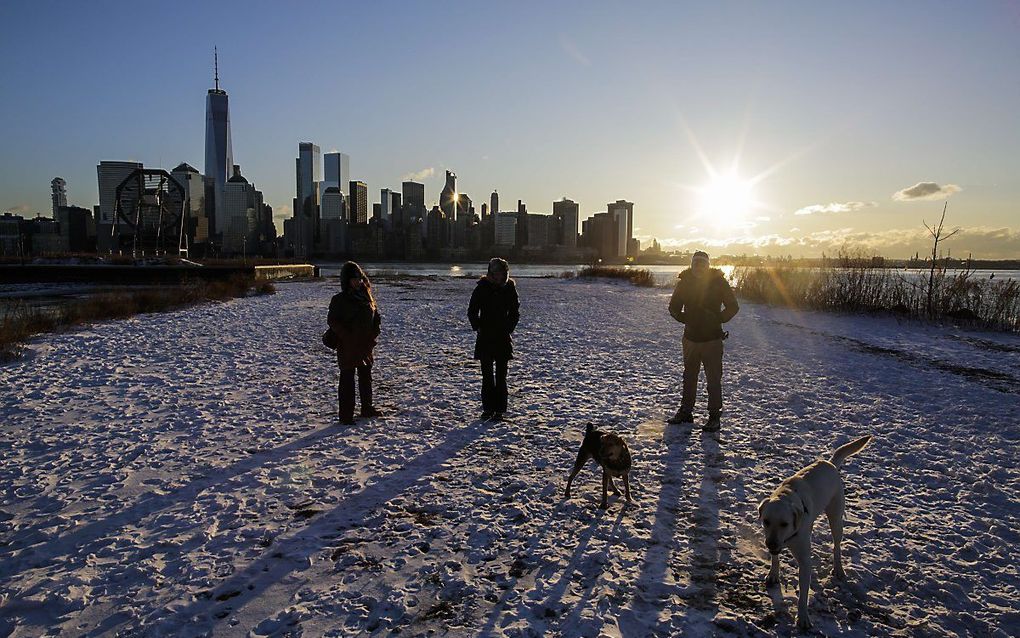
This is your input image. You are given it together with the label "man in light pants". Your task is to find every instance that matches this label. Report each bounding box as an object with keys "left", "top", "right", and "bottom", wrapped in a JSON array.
[{"left": 667, "top": 251, "right": 739, "bottom": 432}]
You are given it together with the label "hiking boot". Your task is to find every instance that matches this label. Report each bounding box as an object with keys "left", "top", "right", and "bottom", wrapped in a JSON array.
[
  {"left": 481, "top": 410, "right": 494, "bottom": 420},
  {"left": 360, "top": 407, "right": 382, "bottom": 418},
  {"left": 490, "top": 412, "right": 504, "bottom": 423},
  {"left": 668, "top": 409, "right": 694, "bottom": 425},
  {"left": 338, "top": 417, "right": 356, "bottom": 426},
  {"left": 702, "top": 411, "right": 721, "bottom": 432}
]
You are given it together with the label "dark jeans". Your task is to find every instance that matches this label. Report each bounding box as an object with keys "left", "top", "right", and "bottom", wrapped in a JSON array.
[
  {"left": 680, "top": 338, "right": 724, "bottom": 413},
  {"left": 480, "top": 358, "right": 509, "bottom": 413},
  {"left": 338, "top": 364, "right": 372, "bottom": 421}
]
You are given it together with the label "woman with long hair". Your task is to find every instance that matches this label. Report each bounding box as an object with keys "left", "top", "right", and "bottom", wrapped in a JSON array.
[{"left": 327, "top": 261, "right": 382, "bottom": 425}]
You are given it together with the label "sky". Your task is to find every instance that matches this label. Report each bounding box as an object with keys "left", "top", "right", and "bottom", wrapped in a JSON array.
[{"left": 1, "top": 0, "right": 1018, "bottom": 258}]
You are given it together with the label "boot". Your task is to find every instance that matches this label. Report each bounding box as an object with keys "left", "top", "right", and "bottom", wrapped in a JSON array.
[
  {"left": 702, "top": 410, "right": 721, "bottom": 432},
  {"left": 360, "top": 406, "right": 382, "bottom": 418},
  {"left": 668, "top": 408, "right": 694, "bottom": 424}
]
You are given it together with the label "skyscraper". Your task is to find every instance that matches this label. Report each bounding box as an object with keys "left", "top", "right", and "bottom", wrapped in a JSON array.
[
  {"left": 323, "top": 152, "right": 350, "bottom": 195},
  {"left": 440, "top": 170, "right": 457, "bottom": 220},
  {"left": 402, "top": 181, "right": 425, "bottom": 210},
  {"left": 204, "top": 48, "right": 233, "bottom": 239},
  {"left": 490, "top": 190, "right": 498, "bottom": 219},
  {"left": 516, "top": 199, "right": 529, "bottom": 248},
  {"left": 171, "top": 162, "right": 209, "bottom": 246},
  {"left": 607, "top": 200, "right": 634, "bottom": 257},
  {"left": 553, "top": 198, "right": 579, "bottom": 247},
  {"left": 96, "top": 161, "right": 143, "bottom": 225},
  {"left": 50, "top": 178, "right": 67, "bottom": 218},
  {"left": 349, "top": 181, "right": 368, "bottom": 225}
]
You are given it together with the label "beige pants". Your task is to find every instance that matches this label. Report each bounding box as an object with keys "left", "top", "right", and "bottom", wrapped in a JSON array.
[{"left": 681, "top": 338, "right": 724, "bottom": 413}]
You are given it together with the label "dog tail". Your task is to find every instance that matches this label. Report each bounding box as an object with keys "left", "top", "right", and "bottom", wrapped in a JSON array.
[{"left": 828, "top": 434, "right": 872, "bottom": 467}]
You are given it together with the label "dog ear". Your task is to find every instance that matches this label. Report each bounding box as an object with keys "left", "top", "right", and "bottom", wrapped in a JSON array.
[
  {"left": 585, "top": 422, "right": 594, "bottom": 435},
  {"left": 791, "top": 501, "right": 804, "bottom": 529}
]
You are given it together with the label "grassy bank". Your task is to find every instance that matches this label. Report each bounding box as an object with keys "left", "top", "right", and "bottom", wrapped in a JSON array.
[
  {"left": 1, "top": 276, "right": 275, "bottom": 362},
  {"left": 572, "top": 265, "right": 656, "bottom": 287},
  {"left": 734, "top": 264, "right": 1020, "bottom": 333}
]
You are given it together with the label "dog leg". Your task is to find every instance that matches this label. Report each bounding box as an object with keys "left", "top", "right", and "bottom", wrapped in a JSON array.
[
  {"left": 765, "top": 552, "right": 781, "bottom": 588},
  {"left": 623, "top": 473, "right": 632, "bottom": 503},
  {"left": 827, "top": 487, "right": 846, "bottom": 580},
  {"left": 600, "top": 470, "right": 609, "bottom": 509},
  {"left": 791, "top": 536, "right": 813, "bottom": 631},
  {"left": 564, "top": 450, "right": 591, "bottom": 500},
  {"left": 608, "top": 476, "right": 620, "bottom": 495}
]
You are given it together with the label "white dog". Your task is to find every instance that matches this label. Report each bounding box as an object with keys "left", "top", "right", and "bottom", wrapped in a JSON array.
[{"left": 758, "top": 434, "right": 872, "bottom": 631}]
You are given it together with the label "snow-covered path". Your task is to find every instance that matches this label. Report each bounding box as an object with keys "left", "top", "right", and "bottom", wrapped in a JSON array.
[{"left": 1, "top": 276, "right": 1017, "bottom": 637}]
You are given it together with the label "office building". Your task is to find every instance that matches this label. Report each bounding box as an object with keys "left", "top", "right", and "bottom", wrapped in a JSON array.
[
  {"left": 349, "top": 180, "right": 368, "bottom": 225},
  {"left": 50, "top": 178, "right": 67, "bottom": 218},
  {"left": 204, "top": 49, "right": 233, "bottom": 237},
  {"left": 553, "top": 198, "right": 579, "bottom": 247}
]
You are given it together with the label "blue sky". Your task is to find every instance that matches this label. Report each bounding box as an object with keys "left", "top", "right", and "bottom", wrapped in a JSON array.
[{"left": 1, "top": 1, "right": 1018, "bottom": 257}]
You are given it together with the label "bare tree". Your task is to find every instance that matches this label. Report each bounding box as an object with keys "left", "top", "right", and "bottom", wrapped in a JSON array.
[{"left": 923, "top": 202, "right": 960, "bottom": 318}]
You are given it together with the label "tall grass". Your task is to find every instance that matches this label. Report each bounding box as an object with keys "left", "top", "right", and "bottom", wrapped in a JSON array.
[
  {"left": 734, "top": 254, "right": 1020, "bottom": 332},
  {"left": 0, "top": 275, "right": 273, "bottom": 361},
  {"left": 576, "top": 266, "right": 656, "bottom": 287}
]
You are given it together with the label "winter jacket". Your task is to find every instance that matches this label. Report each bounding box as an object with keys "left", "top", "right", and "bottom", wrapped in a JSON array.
[
  {"left": 328, "top": 289, "right": 381, "bottom": 368},
  {"left": 668, "top": 268, "right": 739, "bottom": 342},
  {"left": 468, "top": 277, "right": 520, "bottom": 361}
]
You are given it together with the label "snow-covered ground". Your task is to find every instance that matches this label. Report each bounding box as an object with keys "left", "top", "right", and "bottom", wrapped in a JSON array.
[{"left": 1, "top": 275, "right": 1018, "bottom": 637}]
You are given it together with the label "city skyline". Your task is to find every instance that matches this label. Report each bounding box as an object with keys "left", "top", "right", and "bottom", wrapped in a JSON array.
[{"left": 1, "top": 1, "right": 1018, "bottom": 257}]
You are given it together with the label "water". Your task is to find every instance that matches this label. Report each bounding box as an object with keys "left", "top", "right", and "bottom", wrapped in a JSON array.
[
  {"left": 319, "top": 262, "right": 735, "bottom": 286},
  {"left": 320, "top": 262, "right": 1017, "bottom": 287}
]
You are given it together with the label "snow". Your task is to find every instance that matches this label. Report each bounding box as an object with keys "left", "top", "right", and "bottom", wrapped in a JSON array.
[{"left": 1, "top": 275, "right": 1018, "bottom": 637}]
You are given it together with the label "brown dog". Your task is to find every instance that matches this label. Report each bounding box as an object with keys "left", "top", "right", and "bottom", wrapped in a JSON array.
[{"left": 564, "top": 423, "right": 633, "bottom": 509}]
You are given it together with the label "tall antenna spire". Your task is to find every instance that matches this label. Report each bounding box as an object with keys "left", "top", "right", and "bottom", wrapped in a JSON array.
[{"left": 214, "top": 46, "right": 219, "bottom": 91}]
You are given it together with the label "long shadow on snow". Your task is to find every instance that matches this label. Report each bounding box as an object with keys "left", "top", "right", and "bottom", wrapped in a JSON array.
[
  {"left": 617, "top": 425, "right": 694, "bottom": 637},
  {"left": 143, "top": 417, "right": 493, "bottom": 635},
  {"left": 0, "top": 425, "right": 339, "bottom": 579}
]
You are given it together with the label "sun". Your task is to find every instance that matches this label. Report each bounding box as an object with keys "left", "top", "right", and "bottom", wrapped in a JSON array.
[{"left": 698, "top": 172, "right": 754, "bottom": 229}]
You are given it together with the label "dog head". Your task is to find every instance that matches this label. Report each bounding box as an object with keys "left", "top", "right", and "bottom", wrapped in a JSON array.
[
  {"left": 758, "top": 494, "right": 805, "bottom": 554},
  {"left": 599, "top": 434, "right": 626, "bottom": 462}
]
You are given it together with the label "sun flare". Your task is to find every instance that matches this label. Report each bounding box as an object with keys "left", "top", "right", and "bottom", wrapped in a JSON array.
[{"left": 698, "top": 173, "right": 753, "bottom": 229}]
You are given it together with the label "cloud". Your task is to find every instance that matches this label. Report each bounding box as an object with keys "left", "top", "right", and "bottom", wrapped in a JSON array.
[
  {"left": 402, "top": 167, "right": 435, "bottom": 182},
  {"left": 559, "top": 34, "right": 591, "bottom": 66},
  {"left": 650, "top": 225, "right": 1020, "bottom": 259},
  {"left": 892, "top": 182, "right": 962, "bottom": 201},
  {"left": 4, "top": 204, "right": 32, "bottom": 215},
  {"left": 793, "top": 201, "right": 876, "bottom": 216}
]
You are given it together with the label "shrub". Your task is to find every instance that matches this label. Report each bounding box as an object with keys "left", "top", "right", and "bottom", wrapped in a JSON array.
[{"left": 578, "top": 266, "right": 655, "bottom": 287}]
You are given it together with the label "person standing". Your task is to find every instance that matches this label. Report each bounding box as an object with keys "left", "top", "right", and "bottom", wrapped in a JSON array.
[
  {"left": 327, "top": 261, "right": 382, "bottom": 425},
  {"left": 468, "top": 258, "right": 520, "bottom": 421},
  {"left": 667, "top": 251, "right": 739, "bottom": 432}
]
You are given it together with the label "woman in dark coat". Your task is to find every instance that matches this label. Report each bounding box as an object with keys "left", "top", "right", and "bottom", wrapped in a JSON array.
[
  {"left": 468, "top": 258, "right": 520, "bottom": 421},
  {"left": 327, "top": 261, "right": 382, "bottom": 425}
]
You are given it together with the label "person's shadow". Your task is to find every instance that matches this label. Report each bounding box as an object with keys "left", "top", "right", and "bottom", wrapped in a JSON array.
[{"left": 617, "top": 424, "right": 694, "bottom": 637}]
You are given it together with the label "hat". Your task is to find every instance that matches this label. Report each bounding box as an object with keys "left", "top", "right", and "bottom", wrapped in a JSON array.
[{"left": 691, "top": 251, "right": 710, "bottom": 266}]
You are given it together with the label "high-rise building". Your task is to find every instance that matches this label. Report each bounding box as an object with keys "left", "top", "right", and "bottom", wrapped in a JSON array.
[
  {"left": 204, "top": 48, "right": 233, "bottom": 238},
  {"left": 291, "top": 142, "right": 321, "bottom": 256},
  {"left": 553, "top": 198, "right": 579, "bottom": 247},
  {"left": 402, "top": 181, "right": 425, "bottom": 210},
  {"left": 171, "top": 162, "right": 209, "bottom": 246},
  {"left": 489, "top": 190, "right": 498, "bottom": 221},
  {"left": 440, "top": 170, "right": 457, "bottom": 220},
  {"left": 96, "top": 161, "right": 143, "bottom": 225},
  {"left": 495, "top": 212, "right": 517, "bottom": 246},
  {"left": 607, "top": 199, "right": 634, "bottom": 257},
  {"left": 50, "top": 178, "right": 67, "bottom": 218},
  {"left": 323, "top": 152, "right": 350, "bottom": 194},
  {"left": 380, "top": 188, "right": 394, "bottom": 225},
  {"left": 516, "top": 200, "right": 529, "bottom": 248},
  {"left": 349, "top": 180, "right": 368, "bottom": 225},
  {"left": 223, "top": 164, "right": 263, "bottom": 255},
  {"left": 321, "top": 187, "right": 346, "bottom": 221}
]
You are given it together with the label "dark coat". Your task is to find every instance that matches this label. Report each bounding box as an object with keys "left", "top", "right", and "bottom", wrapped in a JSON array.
[
  {"left": 328, "top": 290, "right": 381, "bottom": 369},
  {"left": 668, "top": 268, "right": 739, "bottom": 342},
  {"left": 468, "top": 277, "right": 520, "bottom": 361}
]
